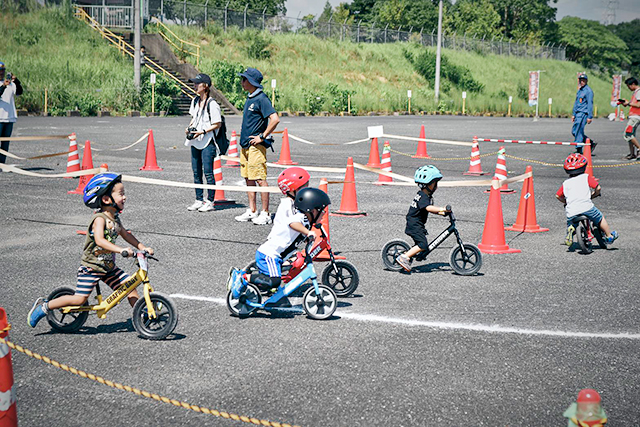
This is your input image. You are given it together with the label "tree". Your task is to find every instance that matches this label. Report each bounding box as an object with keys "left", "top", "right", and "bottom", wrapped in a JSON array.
[
  {"left": 317, "top": 1, "right": 333, "bottom": 23},
  {"left": 558, "top": 16, "right": 630, "bottom": 71},
  {"left": 348, "top": 0, "right": 377, "bottom": 23},
  {"left": 488, "top": 0, "right": 558, "bottom": 43},
  {"left": 334, "top": 2, "right": 354, "bottom": 27},
  {"left": 609, "top": 19, "right": 640, "bottom": 75},
  {"left": 377, "top": 0, "right": 409, "bottom": 29},
  {"left": 446, "top": 0, "right": 502, "bottom": 39},
  {"left": 210, "top": 0, "right": 286, "bottom": 15}
]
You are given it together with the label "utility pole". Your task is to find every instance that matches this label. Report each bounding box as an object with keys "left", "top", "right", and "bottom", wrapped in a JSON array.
[
  {"left": 434, "top": 0, "right": 443, "bottom": 102},
  {"left": 133, "top": 0, "right": 141, "bottom": 89}
]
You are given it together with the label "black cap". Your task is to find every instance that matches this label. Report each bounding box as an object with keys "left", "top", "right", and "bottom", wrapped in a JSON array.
[{"left": 189, "top": 73, "right": 211, "bottom": 85}]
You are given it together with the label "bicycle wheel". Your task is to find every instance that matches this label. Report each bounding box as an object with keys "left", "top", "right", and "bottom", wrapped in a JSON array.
[
  {"left": 321, "top": 260, "right": 359, "bottom": 297},
  {"left": 449, "top": 243, "right": 483, "bottom": 276},
  {"left": 381, "top": 239, "right": 411, "bottom": 271},
  {"left": 576, "top": 222, "right": 593, "bottom": 254},
  {"left": 592, "top": 225, "right": 607, "bottom": 250},
  {"left": 46, "top": 287, "right": 89, "bottom": 332},
  {"left": 226, "top": 284, "right": 261, "bottom": 318},
  {"left": 132, "top": 293, "right": 178, "bottom": 340},
  {"left": 302, "top": 285, "right": 337, "bottom": 320}
]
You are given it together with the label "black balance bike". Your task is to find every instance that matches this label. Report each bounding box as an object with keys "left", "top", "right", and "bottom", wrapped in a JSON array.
[
  {"left": 381, "top": 205, "right": 482, "bottom": 275},
  {"left": 570, "top": 215, "right": 607, "bottom": 254}
]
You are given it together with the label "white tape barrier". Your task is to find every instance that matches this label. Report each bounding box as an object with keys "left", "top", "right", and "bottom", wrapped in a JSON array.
[
  {"left": 120, "top": 174, "right": 281, "bottom": 193},
  {"left": 287, "top": 133, "right": 370, "bottom": 146},
  {"left": 352, "top": 162, "right": 414, "bottom": 183},
  {"left": 81, "top": 132, "right": 150, "bottom": 152},
  {"left": 382, "top": 133, "right": 473, "bottom": 147},
  {"left": 380, "top": 171, "right": 533, "bottom": 188},
  {"left": 0, "top": 148, "right": 69, "bottom": 160},
  {"left": 219, "top": 155, "right": 347, "bottom": 173},
  {"left": 0, "top": 135, "right": 70, "bottom": 142},
  {"left": 0, "top": 164, "right": 107, "bottom": 177}
]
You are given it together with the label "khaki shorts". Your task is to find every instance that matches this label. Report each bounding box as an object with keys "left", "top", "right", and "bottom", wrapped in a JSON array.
[
  {"left": 624, "top": 116, "right": 640, "bottom": 142},
  {"left": 240, "top": 144, "right": 267, "bottom": 180}
]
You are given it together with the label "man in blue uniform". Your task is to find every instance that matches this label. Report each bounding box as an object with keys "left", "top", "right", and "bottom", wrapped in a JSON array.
[{"left": 572, "top": 74, "right": 594, "bottom": 154}]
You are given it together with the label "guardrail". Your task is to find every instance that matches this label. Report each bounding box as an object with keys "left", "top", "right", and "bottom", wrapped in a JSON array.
[
  {"left": 74, "top": 6, "right": 196, "bottom": 100},
  {"left": 150, "top": 17, "right": 200, "bottom": 68}
]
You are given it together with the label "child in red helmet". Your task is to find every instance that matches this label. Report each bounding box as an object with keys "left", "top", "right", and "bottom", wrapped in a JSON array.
[
  {"left": 556, "top": 153, "right": 618, "bottom": 246},
  {"left": 228, "top": 167, "right": 318, "bottom": 297},
  {"left": 563, "top": 388, "right": 607, "bottom": 426}
]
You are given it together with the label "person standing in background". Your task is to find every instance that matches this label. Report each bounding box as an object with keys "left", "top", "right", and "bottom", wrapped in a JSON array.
[
  {"left": 571, "top": 74, "right": 594, "bottom": 155},
  {"left": 620, "top": 77, "right": 640, "bottom": 160},
  {"left": 0, "top": 61, "right": 23, "bottom": 165}
]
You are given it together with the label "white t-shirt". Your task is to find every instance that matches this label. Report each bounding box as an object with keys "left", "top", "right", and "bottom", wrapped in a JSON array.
[
  {"left": 0, "top": 82, "right": 18, "bottom": 123},
  {"left": 257, "top": 198, "right": 309, "bottom": 258},
  {"left": 560, "top": 174, "right": 597, "bottom": 217},
  {"left": 185, "top": 96, "right": 222, "bottom": 150}
]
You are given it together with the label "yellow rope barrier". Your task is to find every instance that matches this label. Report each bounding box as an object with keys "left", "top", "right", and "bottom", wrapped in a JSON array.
[{"left": 0, "top": 331, "right": 299, "bottom": 427}]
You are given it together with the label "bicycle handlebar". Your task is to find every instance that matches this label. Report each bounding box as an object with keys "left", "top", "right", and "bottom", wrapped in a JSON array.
[{"left": 121, "top": 249, "right": 158, "bottom": 261}]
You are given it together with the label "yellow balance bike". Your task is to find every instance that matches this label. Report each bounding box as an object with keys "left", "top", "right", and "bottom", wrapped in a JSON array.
[{"left": 45, "top": 250, "right": 178, "bottom": 340}]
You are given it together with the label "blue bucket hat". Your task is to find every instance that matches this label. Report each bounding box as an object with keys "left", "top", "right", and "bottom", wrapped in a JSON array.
[
  {"left": 0, "top": 62, "right": 5, "bottom": 69},
  {"left": 239, "top": 67, "right": 263, "bottom": 89},
  {"left": 578, "top": 73, "right": 588, "bottom": 81}
]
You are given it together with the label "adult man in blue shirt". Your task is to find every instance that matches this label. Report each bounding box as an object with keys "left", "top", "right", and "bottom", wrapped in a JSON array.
[
  {"left": 234, "top": 67, "right": 280, "bottom": 225},
  {"left": 572, "top": 74, "right": 594, "bottom": 154}
]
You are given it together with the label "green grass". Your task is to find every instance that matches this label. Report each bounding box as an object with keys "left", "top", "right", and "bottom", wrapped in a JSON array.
[{"left": 168, "top": 24, "right": 624, "bottom": 116}]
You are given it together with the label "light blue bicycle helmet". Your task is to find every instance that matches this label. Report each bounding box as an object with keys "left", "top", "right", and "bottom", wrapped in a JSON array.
[
  {"left": 414, "top": 165, "right": 443, "bottom": 186},
  {"left": 83, "top": 173, "right": 122, "bottom": 208}
]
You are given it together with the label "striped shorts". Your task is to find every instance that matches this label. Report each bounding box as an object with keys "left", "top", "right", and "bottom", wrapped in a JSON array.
[{"left": 75, "top": 265, "right": 130, "bottom": 296}]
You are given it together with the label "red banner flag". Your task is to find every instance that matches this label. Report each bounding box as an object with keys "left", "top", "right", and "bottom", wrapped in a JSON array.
[{"left": 528, "top": 71, "right": 539, "bottom": 107}]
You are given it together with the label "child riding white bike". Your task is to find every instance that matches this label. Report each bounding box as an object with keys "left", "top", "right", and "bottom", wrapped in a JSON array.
[{"left": 556, "top": 153, "right": 618, "bottom": 246}]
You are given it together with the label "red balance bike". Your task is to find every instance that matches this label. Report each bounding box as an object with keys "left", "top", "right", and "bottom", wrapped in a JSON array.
[{"left": 244, "top": 224, "right": 359, "bottom": 297}]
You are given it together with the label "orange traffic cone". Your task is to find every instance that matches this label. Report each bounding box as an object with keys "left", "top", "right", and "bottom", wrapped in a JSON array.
[
  {"left": 584, "top": 138, "right": 594, "bottom": 178},
  {"left": 224, "top": 130, "right": 240, "bottom": 168},
  {"left": 412, "top": 125, "right": 430, "bottom": 158},
  {"left": 366, "top": 137, "right": 381, "bottom": 168},
  {"left": 65, "top": 133, "right": 80, "bottom": 178},
  {"left": 213, "top": 155, "right": 235, "bottom": 206},
  {"left": 485, "top": 147, "right": 515, "bottom": 193},
  {"left": 331, "top": 157, "right": 367, "bottom": 217},
  {"left": 140, "top": 129, "right": 163, "bottom": 171},
  {"left": 0, "top": 307, "right": 18, "bottom": 427},
  {"left": 506, "top": 166, "right": 548, "bottom": 233},
  {"left": 69, "top": 140, "right": 95, "bottom": 194},
  {"left": 375, "top": 141, "right": 393, "bottom": 185},
  {"left": 276, "top": 128, "right": 297, "bottom": 165},
  {"left": 316, "top": 177, "right": 345, "bottom": 261},
  {"left": 477, "top": 178, "right": 521, "bottom": 254},
  {"left": 464, "top": 136, "right": 485, "bottom": 176}
]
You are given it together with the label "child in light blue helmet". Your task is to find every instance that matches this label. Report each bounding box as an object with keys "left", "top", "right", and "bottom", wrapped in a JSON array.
[{"left": 396, "top": 165, "right": 450, "bottom": 272}]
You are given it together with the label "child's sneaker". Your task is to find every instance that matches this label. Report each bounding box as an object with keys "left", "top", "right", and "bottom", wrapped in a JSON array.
[
  {"left": 251, "top": 211, "right": 272, "bottom": 225},
  {"left": 395, "top": 254, "right": 412, "bottom": 272},
  {"left": 27, "top": 298, "right": 47, "bottom": 328},
  {"left": 565, "top": 225, "right": 575, "bottom": 246},
  {"left": 604, "top": 230, "right": 619, "bottom": 245},
  {"left": 229, "top": 268, "right": 247, "bottom": 298},
  {"left": 235, "top": 209, "right": 258, "bottom": 222},
  {"left": 198, "top": 200, "right": 214, "bottom": 212},
  {"left": 187, "top": 200, "right": 205, "bottom": 211}
]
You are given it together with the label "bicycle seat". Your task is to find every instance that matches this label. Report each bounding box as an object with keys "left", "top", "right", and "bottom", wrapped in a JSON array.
[{"left": 571, "top": 215, "right": 588, "bottom": 224}]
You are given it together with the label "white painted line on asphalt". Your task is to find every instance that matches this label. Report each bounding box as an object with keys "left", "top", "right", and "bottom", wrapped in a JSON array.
[{"left": 171, "top": 293, "right": 640, "bottom": 340}]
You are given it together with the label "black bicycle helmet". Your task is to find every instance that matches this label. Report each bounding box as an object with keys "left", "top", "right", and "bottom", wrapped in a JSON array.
[{"left": 294, "top": 187, "right": 331, "bottom": 214}]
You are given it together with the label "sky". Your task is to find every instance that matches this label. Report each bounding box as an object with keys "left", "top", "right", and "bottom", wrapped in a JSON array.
[{"left": 284, "top": 0, "right": 640, "bottom": 23}]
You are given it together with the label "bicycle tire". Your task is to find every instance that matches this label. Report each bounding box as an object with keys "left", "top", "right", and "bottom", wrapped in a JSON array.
[
  {"left": 302, "top": 285, "right": 337, "bottom": 320},
  {"left": 226, "top": 284, "right": 261, "bottom": 318},
  {"left": 46, "top": 287, "right": 89, "bottom": 332},
  {"left": 576, "top": 222, "right": 593, "bottom": 254},
  {"left": 381, "top": 239, "right": 411, "bottom": 271},
  {"left": 449, "top": 243, "right": 483, "bottom": 276},
  {"left": 592, "top": 225, "right": 607, "bottom": 250},
  {"left": 321, "top": 260, "right": 359, "bottom": 297},
  {"left": 132, "top": 293, "right": 178, "bottom": 340}
]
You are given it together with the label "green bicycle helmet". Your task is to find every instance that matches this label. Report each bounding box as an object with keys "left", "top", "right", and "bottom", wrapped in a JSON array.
[{"left": 414, "top": 165, "right": 443, "bottom": 185}]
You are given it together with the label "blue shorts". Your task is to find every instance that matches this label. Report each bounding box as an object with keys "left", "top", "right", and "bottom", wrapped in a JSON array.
[
  {"left": 567, "top": 206, "right": 603, "bottom": 228},
  {"left": 255, "top": 251, "right": 283, "bottom": 278}
]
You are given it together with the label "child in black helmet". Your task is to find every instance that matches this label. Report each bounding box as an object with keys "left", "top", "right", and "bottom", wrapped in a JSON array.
[{"left": 396, "top": 165, "right": 450, "bottom": 272}]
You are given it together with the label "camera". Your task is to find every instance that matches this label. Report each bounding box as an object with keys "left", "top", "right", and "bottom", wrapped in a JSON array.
[
  {"left": 186, "top": 127, "right": 198, "bottom": 140},
  {"left": 5, "top": 73, "right": 11, "bottom": 82}
]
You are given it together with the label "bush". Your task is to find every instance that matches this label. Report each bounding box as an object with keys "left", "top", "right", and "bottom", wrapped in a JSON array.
[
  {"left": 325, "top": 83, "right": 356, "bottom": 114},
  {"left": 77, "top": 92, "right": 101, "bottom": 116},
  {"left": 303, "top": 89, "right": 324, "bottom": 115},
  {"left": 409, "top": 48, "right": 484, "bottom": 93},
  {"left": 244, "top": 30, "right": 272, "bottom": 60}
]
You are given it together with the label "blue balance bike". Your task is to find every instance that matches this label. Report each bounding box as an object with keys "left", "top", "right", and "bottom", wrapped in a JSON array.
[{"left": 226, "top": 238, "right": 338, "bottom": 320}]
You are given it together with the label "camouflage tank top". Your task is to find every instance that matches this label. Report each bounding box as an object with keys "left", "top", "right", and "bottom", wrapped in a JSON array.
[{"left": 81, "top": 212, "right": 122, "bottom": 273}]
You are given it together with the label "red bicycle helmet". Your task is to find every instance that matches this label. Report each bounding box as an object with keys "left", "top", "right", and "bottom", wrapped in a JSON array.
[
  {"left": 577, "top": 389, "right": 601, "bottom": 403},
  {"left": 564, "top": 153, "right": 588, "bottom": 172},
  {"left": 277, "top": 167, "right": 310, "bottom": 194}
]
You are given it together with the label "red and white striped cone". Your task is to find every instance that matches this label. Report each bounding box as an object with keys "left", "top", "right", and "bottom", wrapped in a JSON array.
[
  {"left": 224, "top": 130, "right": 240, "bottom": 168},
  {"left": 0, "top": 308, "right": 18, "bottom": 427},
  {"left": 375, "top": 141, "right": 393, "bottom": 185},
  {"left": 485, "top": 147, "right": 515, "bottom": 193},
  {"left": 464, "top": 136, "right": 485, "bottom": 176},
  {"left": 213, "top": 155, "right": 235, "bottom": 206},
  {"left": 65, "top": 133, "right": 80, "bottom": 178}
]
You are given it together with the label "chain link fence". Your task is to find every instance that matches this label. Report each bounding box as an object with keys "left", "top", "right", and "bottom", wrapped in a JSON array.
[{"left": 147, "top": 1, "right": 565, "bottom": 61}]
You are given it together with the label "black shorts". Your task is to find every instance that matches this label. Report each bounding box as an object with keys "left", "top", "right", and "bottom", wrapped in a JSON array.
[{"left": 405, "top": 225, "right": 429, "bottom": 251}]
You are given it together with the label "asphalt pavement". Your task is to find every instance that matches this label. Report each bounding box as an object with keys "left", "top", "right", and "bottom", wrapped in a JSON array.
[{"left": 1, "top": 114, "right": 639, "bottom": 426}]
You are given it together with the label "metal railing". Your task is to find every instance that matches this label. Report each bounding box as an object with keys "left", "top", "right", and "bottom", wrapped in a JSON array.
[
  {"left": 149, "top": 16, "right": 200, "bottom": 68},
  {"left": 74, "top": 6, "right": 196, "bottom": 99},
  {"left": 75, "top": 4, "right": 132, "bottom": 29},
  {"left": 151, "top": 1, "right": 566, "bottom": 61}
]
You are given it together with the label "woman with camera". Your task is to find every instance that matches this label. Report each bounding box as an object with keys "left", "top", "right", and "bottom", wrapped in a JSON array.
[
  {"left": 185, "top": 73, "right": 222, "bottom": 212},
  {"left": 0, "top": 61, "right": 23, "bottom": 166}
]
